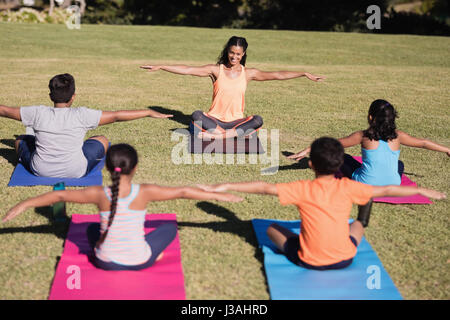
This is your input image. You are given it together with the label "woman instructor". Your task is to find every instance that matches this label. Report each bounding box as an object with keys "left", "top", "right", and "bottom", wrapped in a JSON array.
[{"left": 141, "top": 36, "right": 325, "bottom": 140}]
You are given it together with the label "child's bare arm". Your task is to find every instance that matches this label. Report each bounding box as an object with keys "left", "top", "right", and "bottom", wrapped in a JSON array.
[
  {"left": 141, "top": 184, "right": 243, "bottom": 203},
  {"left": 0, "top": 105, "right": 21, "bottom": 121},
  {"left": 2, "top": 187, "right": 104, "bottom": 222},
  {"left": 197, "top": 181, "right": 278, "bottom": 196},
  {"left": 398, "top": 130, "right": 450, "bottom": 156},
  {"left": 338, "top": 130, "right": 364, "bottom": 148},
  {"left": 372, "top": 185, "right": 446, "bottom": 200},
  {"left": 287, "top": 131, "right": 363, "bottom": 161},
  {"left": 99, "top": 109, "right": 173, "bottom": 125}
]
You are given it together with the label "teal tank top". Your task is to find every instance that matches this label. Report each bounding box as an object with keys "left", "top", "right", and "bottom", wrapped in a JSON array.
[{"left": 352, "top": 140, "right": 401, "bottom": 186}]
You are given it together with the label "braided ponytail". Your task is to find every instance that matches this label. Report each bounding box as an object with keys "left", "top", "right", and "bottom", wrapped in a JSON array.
[
  {"left": 96, "top": 144, "right": 138, "bottom": 248},
  {"left": 96, "top": 167, "right": 121, "bottom": 247}
]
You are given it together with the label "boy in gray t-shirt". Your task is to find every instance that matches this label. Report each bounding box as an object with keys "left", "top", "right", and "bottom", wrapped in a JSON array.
[{"left": 0, "top": 73, "right": 172, "bottom": 178}]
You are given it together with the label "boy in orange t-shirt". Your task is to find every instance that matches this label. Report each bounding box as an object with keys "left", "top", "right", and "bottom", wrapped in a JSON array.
[{"left": 198, "top": 137, "right": 446, "bottom": 270}]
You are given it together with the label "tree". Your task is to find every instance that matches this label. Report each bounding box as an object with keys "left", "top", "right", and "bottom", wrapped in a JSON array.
[{"left": 49, "top": 0, "right": 85, "bottom": 15}]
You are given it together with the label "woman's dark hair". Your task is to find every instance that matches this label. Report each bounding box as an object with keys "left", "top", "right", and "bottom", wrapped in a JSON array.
[
  {"left": 48, "top": 73, "right": 75, "bottom": 103},
  {"left": 96, "top": 144, "right": 138, "bottom": 247},
  {"left": 217, "top": 36, "right": 248, "bottom": 66},
  {"left": 309, "top": 137, "right": 344, "bottom": 175},
  {"left": 363, "top": 99, "right": 398, "bottom": 141}
]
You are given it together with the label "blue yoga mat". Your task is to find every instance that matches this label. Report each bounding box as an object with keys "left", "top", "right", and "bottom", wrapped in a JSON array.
[
  {"left": 252, "top": 219, "right": 403, "bottom": 300},
  {"left": 8, "top": 158, "right": 106, "bottom": 187}
]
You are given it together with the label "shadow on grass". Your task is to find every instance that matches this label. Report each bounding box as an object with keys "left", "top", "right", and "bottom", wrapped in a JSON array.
[
  {"left": 148, "top": 106, "right": 192, "bottom": 128},
  {"left": 259, "top": 151, "right": 310, "bottom": 174},
  {"left": 0, "top": 138, "right": 18, "bottom": 166},
  {"left": 177, "top": 201, "right": 270, "bottom": 296},
  {"left": 0, "top": 206, "right": 69, "bottom": 240}
]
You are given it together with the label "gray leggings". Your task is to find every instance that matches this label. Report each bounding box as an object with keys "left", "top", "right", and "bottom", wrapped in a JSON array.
[{"left": 190, "top": 110, "right": 263, "bottom": 137}]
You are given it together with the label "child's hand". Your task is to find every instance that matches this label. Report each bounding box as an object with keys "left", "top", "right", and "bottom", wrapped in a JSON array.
[
  {"left": 2, "top": 204, "right": 26, "bottom": 223},
  {"left": 197, "top": 184, "right": 228, "bottom": 193},
  {"left": 420, "top": 188, "right": 446, "bottom": 200},
  {"left": 287, "top": 149, "right": 309, "bottom": 161},
  {"left": 140, "top": 65, "right": 161, "bottom": 72},
  {"left": 305, "top": 73, "right": 326, "bottom": 82}
]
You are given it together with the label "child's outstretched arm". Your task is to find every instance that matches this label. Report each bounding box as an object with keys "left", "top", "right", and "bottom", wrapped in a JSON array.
[
  {"left": 0, "top": 105, "right": 21, "bottom": 121},
  {"left": 98, "top": 109, "right": 173, "bottom": 125},
  {"left": 287, "top": 131, "right": 363, "bottom": 161},
  {"left": 397, "top": 130, "right": 450, "bottom": 156},
  {"left": 372, "top": 185, "right": 446, "bottom": 200},
  {"left": 2, "top": 187, "right": 104, "bottom": 222},
  {"left": 197, "top": 181, "right": 278, "bottom": 196},
  {"left": 140, "top": 184, "right": 243, "bottom": 203}
]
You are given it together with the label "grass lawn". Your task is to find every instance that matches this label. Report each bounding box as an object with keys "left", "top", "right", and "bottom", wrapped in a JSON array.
[{"left": 0, "top": 23, "right": 448, "bottom": 300}]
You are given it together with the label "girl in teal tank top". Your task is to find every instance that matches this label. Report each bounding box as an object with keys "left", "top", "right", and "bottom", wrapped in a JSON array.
[
  {"left": 352, "top": 140, "right": 401, "bottom": 186},
  {"left": 288, "top": 99, "right": 450, "bottom": 187}
]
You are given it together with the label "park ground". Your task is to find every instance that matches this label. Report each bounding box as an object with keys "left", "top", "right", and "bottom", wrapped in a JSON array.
[{"left": 0, "top": 23, "right": 448, "bottom": 299}]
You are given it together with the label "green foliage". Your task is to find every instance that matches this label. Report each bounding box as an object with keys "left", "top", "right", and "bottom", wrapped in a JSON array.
[
  {"left": 83, "top": 0, "right": 133, "bottom": 25},
  {"left": 1, "top": 0, "right": 448, "bottom": 34},
  {"left": 0, "top": 7, "right": 70, "bottom": 23},
  {"left": 123, "top": 0, "right": 243, "bottom": 27}
]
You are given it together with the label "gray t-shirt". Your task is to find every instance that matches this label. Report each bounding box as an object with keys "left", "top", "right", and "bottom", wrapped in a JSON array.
[{"left": 20, "top": 105, "right": 102, "bottom": 178}]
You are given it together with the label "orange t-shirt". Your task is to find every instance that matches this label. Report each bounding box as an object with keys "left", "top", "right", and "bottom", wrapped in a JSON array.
[
  {"left": 207, "top": 64, "right": 247, "bottom": 122},
  {"left": 276, "top": 177, "right": 373, "bottom": 266}
]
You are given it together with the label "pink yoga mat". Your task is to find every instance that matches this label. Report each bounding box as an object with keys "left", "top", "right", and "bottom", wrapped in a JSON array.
[
  {"left": 48, "top": 214, "right": 186, "bottom": 300},
  {"left": 352, "top": 156, "right": 432, "bottom": 204}
]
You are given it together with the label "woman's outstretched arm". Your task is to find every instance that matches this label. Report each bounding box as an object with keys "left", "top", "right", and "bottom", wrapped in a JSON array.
[
  {"left": 140, "top": 64, "right": 218, "bottom": 78},
  {"left": 246, "top": 68, "right": 325, "bottom": 82}
]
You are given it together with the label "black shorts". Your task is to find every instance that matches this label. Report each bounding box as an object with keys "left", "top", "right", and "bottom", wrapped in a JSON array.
[{"left": 283, "top": 235, "right": 358, "bottom": 271}]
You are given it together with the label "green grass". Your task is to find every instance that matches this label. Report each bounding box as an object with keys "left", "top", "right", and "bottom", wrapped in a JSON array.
[{"left": 0, "top": 22, "right": 449, "bottom": 300}]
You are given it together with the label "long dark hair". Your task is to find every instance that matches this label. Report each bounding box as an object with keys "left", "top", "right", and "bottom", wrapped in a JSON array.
[
  {"left": 217, "top": 36, "right": 248, "bottom": 66},
  {"left": 96, "top": 144, "right": 138, "bottom": 247},
  {"left": 363, "top": 99, "right": 398, "bottom": 141}
]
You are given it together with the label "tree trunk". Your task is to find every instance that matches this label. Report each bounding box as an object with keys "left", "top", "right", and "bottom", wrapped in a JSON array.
[
  {"left": 78, "top": 0, "right": 85, "bottom": 15},
  {"left": 49, "top": 0, "right": 54, "bottom": 15}
]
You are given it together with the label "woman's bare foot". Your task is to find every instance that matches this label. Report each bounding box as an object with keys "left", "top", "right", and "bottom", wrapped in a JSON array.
[{"left": 198, "top": 131, "right": 221, "bottom": 140}]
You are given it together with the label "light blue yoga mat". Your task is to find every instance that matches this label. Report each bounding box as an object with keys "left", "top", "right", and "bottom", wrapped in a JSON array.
[
  {"left": 8, "top": 158, "right": 105, "bottom": 187},
  {"left": 252, "top": 219, "right": 403, "bottom": 300}
]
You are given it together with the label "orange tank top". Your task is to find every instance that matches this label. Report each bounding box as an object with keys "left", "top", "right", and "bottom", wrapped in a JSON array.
[{"left": 207, "top": 64, "right": 247, "bottom": 122}]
